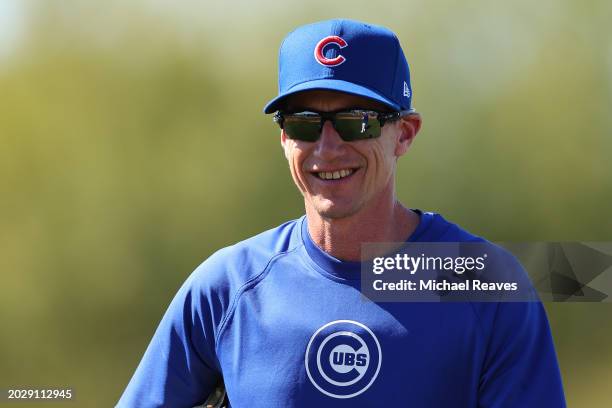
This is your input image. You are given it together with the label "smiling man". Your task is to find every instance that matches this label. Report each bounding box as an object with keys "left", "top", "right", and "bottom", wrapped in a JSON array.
[{"left": 118, "top": 19, "right": 566, "bottom": 407}]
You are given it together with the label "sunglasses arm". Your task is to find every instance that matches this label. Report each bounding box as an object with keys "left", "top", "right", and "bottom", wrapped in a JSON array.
[{"left": 273, "top": 112, "right": 285, "bottom": 129}]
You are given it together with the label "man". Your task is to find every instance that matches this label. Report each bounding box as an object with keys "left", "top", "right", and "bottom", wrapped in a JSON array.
[{"left": 118, "top": 19, "right": 566, "bottom": 407}]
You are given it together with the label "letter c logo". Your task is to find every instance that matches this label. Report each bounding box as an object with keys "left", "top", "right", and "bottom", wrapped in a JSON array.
[
  {"left": 305, "top": 320, "right": 381, "bottom": 399},
  {"left": 314, "top": 36, "right": 348, "bottom": 67}
]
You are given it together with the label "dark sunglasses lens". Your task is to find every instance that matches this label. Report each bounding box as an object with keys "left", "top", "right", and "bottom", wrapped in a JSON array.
[
  {"left": 334, "top": 113, "right": 381, "bottom": 141},
  {"left": 283, "top": 116, "right": 320, "bottom": 142}
]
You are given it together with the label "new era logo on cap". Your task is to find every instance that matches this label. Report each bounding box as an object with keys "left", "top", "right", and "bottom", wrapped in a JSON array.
[{"left": 264, "top": 19, "right": 414, "bottom": 114}]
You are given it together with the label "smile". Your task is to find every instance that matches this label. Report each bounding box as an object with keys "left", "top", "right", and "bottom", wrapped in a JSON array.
[{"left": 316, "top": 169, "right": 355, "bottom": 180}]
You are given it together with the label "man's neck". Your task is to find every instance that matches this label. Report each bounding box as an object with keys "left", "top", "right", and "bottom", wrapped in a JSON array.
[{"left": 305, "top": 199, "right": 419, "bottom": 262}]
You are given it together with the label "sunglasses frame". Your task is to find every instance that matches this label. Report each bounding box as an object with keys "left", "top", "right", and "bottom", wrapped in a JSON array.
[{"left": 273, "top": 108, "right": 415, "bottom": 142}]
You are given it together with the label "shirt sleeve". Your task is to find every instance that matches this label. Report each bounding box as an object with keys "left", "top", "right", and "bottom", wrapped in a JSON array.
[
  {"left": 478, "top": 301, "right": 566, "bottom": 408},
  {"left": 117, "top": 272, "right": 221, "bottom": 408}
]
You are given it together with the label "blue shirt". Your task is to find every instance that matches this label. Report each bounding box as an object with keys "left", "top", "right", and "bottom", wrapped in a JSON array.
[{"left": 118, "top": 211, "right": 566, "bottom": 407}]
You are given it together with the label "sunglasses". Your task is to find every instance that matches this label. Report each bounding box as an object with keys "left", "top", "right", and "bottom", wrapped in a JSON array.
[{"left": 273, "top": 109, "right": 413, "bottom": 142}]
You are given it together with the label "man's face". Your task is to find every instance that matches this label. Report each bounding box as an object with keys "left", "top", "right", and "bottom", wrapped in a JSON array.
[{"left": 280, "top": 90, "right": 420, "bottom": 220}]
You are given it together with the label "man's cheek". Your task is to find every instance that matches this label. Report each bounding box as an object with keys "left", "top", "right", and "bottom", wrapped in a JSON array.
[{"left": 290, "top": 160, "right": 308, "bottom": 194}]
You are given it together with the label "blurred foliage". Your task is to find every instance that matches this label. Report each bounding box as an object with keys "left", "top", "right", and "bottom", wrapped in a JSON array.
[{"left": 0, "top": 0, "right": 611, "bottom": 406}]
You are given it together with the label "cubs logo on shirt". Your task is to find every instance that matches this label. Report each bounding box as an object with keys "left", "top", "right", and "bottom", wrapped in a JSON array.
[
  {"left": 305, "top": 320, "right": 382, "bottom": 399},
  {"left": 314, "top": 36, "right": 348, "bottom": 67}
]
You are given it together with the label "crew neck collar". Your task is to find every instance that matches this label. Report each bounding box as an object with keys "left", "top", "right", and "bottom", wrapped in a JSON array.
[{"left": 300, "top": 210, "right": 434, "bottom": 280}]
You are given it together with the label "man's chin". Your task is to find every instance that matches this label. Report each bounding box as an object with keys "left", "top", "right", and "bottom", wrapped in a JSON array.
[{"left": 310, "top": 199, "right": 360, "bottom": 220}]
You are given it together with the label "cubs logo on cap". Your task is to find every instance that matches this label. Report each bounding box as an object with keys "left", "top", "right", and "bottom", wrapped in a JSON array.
[
  {"left": 314, "top": 36, "right": 348, "bottom": 66},
  {"left": 264, "top": 19, "right": 413, "bottom": 114}
]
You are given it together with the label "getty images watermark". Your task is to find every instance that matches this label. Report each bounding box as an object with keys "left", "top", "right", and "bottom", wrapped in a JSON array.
[{"left": 360, "top": 242, "right": 612, "bottom": 302}]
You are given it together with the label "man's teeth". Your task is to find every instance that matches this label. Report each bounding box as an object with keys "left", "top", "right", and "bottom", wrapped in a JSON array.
[{"left": 317, "top": 169, "right": 354, "bottom": 180}]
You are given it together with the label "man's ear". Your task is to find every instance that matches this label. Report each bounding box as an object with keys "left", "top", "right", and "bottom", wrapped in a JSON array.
[{"left": 395, "top": 113, "right": 422, "bottom": 156}]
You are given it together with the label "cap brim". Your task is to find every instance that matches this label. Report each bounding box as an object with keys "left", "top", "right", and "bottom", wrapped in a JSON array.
[{"left": 263, "top": 79, "right": 401, "bottom": 114}]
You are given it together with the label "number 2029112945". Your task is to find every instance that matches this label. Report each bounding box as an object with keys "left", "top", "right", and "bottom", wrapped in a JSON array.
[{"left": 5, "top": 388, "right": 73, "bottom": 401}]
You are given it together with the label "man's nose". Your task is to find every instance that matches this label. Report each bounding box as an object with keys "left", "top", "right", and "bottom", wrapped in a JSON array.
[{"left": 314, "top": 120, "right": 345, "bottom": 158}]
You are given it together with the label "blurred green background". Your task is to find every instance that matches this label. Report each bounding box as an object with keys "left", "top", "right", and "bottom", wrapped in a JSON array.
[{"left": 1, "top": 0, "right": 611, "bottom": 406}]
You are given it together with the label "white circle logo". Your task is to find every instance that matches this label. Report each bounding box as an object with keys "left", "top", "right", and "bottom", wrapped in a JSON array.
[{"left": 305, "top": 320, "right": 382, "bottom": 399}]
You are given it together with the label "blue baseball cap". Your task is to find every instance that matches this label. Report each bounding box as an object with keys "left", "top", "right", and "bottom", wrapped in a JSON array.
[{"left": 263, "top": 19, "right": 413, "bottom": 114}]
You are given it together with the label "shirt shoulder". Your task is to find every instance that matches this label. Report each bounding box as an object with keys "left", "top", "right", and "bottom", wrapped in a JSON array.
[
  {"left": 418, "top": 211, "right": 485, "bottom": 242},
  {"left": 194, "top": 217, "right": 303, "bottom": 287},
  {"left": 184, "top": 217, "right": 304, "bottom": 329}
]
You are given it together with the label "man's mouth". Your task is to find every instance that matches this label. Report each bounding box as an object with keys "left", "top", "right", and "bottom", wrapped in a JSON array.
[{"left": 315, "top": 168, "right": 355, "bottom": 180}]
